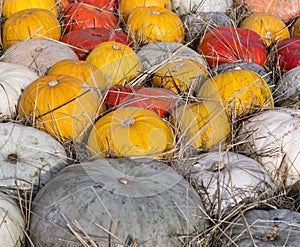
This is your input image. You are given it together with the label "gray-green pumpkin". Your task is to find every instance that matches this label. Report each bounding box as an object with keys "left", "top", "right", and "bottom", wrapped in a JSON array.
[
  {"left": 29, "top": 157, "right": 208, "bottom": 246},
  {"left": 217, "top": 208, "right": 300, "bottom": 246}
]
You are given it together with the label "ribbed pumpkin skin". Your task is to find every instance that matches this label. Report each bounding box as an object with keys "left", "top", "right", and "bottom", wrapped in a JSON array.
[
  {"left": 169, "top": 101, "right": 230, "bottom": 150},
  {"left": 239, "top": 12, "right": 290, "bottom": 46},
  {"left": 2, "top": 8, "right": 61, "bottom": 50},
  {"left": 29, "top": 158, "right": 209, "bottom": 246},
  {"left": 87, "top": 107, "right": 175, "bottom": 158},
  {"left": 86, "top": 41, "right": 142, "bottom": 86},
  {"left": 197, "top": 70, "right": 274, "bottom": 119},
  {"left": 152, "top": 58, "right": 208, "bottom": 94},
  {"left": 127, "top": 6, "right": 184, "bottom": 44},
  {"left": 17, "top": 74, "right": 103, "bottom": 142},
  {"left": 47, "top": 59, "right": 106, "bottom": 88},
  {"left": 119, "top": 0, "right": 172, "bottom": 20},
  {"left": 2, "top": 0, "right": 59, "bottom": 18}
]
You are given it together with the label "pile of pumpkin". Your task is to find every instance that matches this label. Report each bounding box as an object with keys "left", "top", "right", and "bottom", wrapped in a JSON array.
[{"left": 0, "top": 0, "right": 300, "bottom": 246}]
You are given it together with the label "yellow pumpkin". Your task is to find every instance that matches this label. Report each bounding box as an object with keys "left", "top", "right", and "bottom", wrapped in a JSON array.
[
  {"left": 169, "top": 101, "right": 230, "bottom": 150},
  {"left": 152, "top": 58, "right": 208, "bottom": 94},
  {"left": 47, "top": 59, "right": 106, "bottom": 89},
  {"left": 119, "top": 0, "right": 172, "bottom": 21},
  {"left": 2, "top": 0, "right": 59, "bottom": 18},
  {"left": 239, "top": 12, "right": 290, "bottom": 46},
  {"left": 86, "top": 41, "right": 142, "bottom": 86},
  {"left": 127, "top": 6, "right": 184, "bottom": 44},
  {"left": 2, "top": 8, "right": 61, "bottom": 50},
  {"left": 197, "top": 70, "right": 274, "bottom": 119},
  {"left": 18, "top": 74, "right": 104, "bottom": 142},
  {"left": 87, "top": 107, "right": 175, "bottom": 158}
]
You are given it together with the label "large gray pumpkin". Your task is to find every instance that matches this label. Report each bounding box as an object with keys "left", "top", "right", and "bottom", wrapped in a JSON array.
[
  {"left": 217, "top": 208, "right": 300, "bottom": 246},
  {"left": 0, "top": 122, "right": 68, "bottom": 194},
  {"left": 30, "top": 158, "right": 208, "bottom": 246}
]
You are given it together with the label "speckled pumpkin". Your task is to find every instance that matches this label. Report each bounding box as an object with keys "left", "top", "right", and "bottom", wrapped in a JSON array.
[
  {"left": 18, "top": 74, "right": 104, "bottom": 142},
  {"left": 197, "top": 69, "right": 274, "bottom": 119},
  {"left": 87, "top": 107, "right": 175, "bottom": 158},
  {"left": 29, "top": 157, "right": 209, "bottom": 246}
]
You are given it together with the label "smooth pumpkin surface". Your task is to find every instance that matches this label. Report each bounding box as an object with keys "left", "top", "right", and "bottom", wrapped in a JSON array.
[
  {"left": 87, "top": 107, "right": 175, "bottom": 158},
  {"left": 86, "top": 41, "right": 142, "bottom": 86},
  {"left": 239, "top": 12, "right": 290, "bottom": 46},
  {"left": 29, "top": 158, "right": 209, "bottom": 246},
  {"left": 197, "top": 69, "right": 274, "bottom": 119},
  {"left": 2, "top": 8, "right": 61, "bottom": 50},
  {"left": 18, "top": 74, "right": 104, "bottom": 142},
  {"left": 2, "top": 0, "right": 59, "bottom": 18},
  {"left": 169, "top": 101, "right": 230, "bottom": 150},
  {"left": 127, "top": 6, "right": 184, "bottom": 44}
]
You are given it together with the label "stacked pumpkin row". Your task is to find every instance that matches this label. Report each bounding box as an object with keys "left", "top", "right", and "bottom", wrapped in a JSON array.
[{"left": 0, "top": 0, "right": 299, "bottom": 246}]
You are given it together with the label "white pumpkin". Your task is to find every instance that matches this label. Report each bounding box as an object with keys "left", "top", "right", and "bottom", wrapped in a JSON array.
[
  {"left": 190, "top": 151, "right": 274, "bottom": 215},
  {"left": 275, "top": 65, "right": 300, "bottom": 107},
  {"left": 0, "top": 62, "right": 38, "bottom": 119},
  {"left": 0, "top": 122, "right": 68, "bottom": 194},
  {"left": 235, "top": 108, "right": 300, "bottom": 187},
  {"left": 172, "top": 0, "right": 233, "bottom": 16},
  {"left": 0, "top": 39, "right": 78, "bottom": 76},
  {"left": 0, "top": 192, "right": 25, "bottom": 247}
]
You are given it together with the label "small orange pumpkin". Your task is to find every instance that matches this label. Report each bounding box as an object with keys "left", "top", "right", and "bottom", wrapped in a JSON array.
[
  {"left": 18, "top": 74, "right": 104, "bottom": 142},
  {"left": 169, "top": 101, "right": 230, "bottom": 150},
  {"left": 87, "top": 107, "right": 175, "bottom": 158},
  {"left": 47, "top": 59, "right": 106, "bottom": 89},
  {"left": 127, "top": 6, "right": 184, "bottom": 44},
  {"left": 86, "top": 41, "right": 142, "bottom": 86},
  {"left": 2, "top": 8, "right": 61, "bottom": 50},
  {"left": 2, "top": 0, "right": 59, "bottom": 18},
  {"left": 152, "top": 58, "right": 208, "bottom": 94},
  {"left": 119, "top": 0, "right": 172, "bottom": 20},
  {"left": 239, "top": 12, "right": 290, "bottom": 46},
  {"left": 197, "top": 69, "right": 274, "bottom": 119}
]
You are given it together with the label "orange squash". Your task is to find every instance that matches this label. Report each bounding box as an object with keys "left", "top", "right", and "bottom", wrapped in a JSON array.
[
  {"left": 239, "top": 12, "right": 290, "bottom": 46},
  {"left": 197, "top": 69, "right": 274, "bottom": 119},
  {"left": 127, "top": 6, "right": 184, "bottom": 44},
  {"left": 2, "top": 8, "right": 61, "bottom": 50},
  {"left": 2, "top": 0, "right": 59, "bottom": 18},
  {"left": 18, "top": 74, "right": 104, "bottom": 142},
  {"left": 169, "top": 101, "right": 230, "bottom": 150},
  {"left": 86, "top": 41, "right": 142, "bottom": 86},
  {"left": 87, "top": 107, "right": 175, "bottom": 158}
]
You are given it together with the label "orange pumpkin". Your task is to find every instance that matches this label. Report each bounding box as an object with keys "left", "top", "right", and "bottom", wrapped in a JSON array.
[
  {"left": 86, "top": 41, "right": 142, "bottom": 86},
  {"left": 237, "top": 0, "right": 300, "bottom": 23},
  {"left": 2, "top": 0, "right": 59, "bottom": 18},
  {"left": 127, "top": 6, "right": 184, "bottom": 44},
  {"left": 290, "top": 17, "right": 300, "bottom": 36},
  {"left": 47, "top": 59, "right": 106, "bottom": 88},
  {"left": 152, "top": 58, "right": 208, "bottom": 94},
  {"left": 197, "top": 69, "right": 274, "bottom": 119},
  {"left": 87, "top": 107, "right": 175, "bottom": 158},
  {"left": 169, "top": 101, "right": 230, "bottom": 150},
  {"left": 119, "top": 0, "right": 172, "bottom": 20},
  {"left": 2, "top": 8, "right": 61, "bottom": 50},
  {"left": 239, "top": 12, "right": 290, "bottom": 46},
  {"left": 18, "top": 74, "right": 104, "bottom": 142}
]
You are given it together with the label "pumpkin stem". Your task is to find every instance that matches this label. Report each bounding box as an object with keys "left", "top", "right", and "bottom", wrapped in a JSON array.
[
  {"left": 112, "top": 44, "right": 121, "bottom": 50},
  {"left": 152, "top": 11, "right": 161, "bottom": 15},
  {"left": 121, "top": 118, "right": 135, "bottom": 127},
  {"left": 212, "top": 161, "right": 225, "bottom": 172},
  {"left": 118, "top": 177, "right": 132, "bottom": 185},
  {"left": 7, "top": 153, "right": 18, "bottom": 164},
  {"left": 48, "top": 80, "right": 58, "bottom": 87}
]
